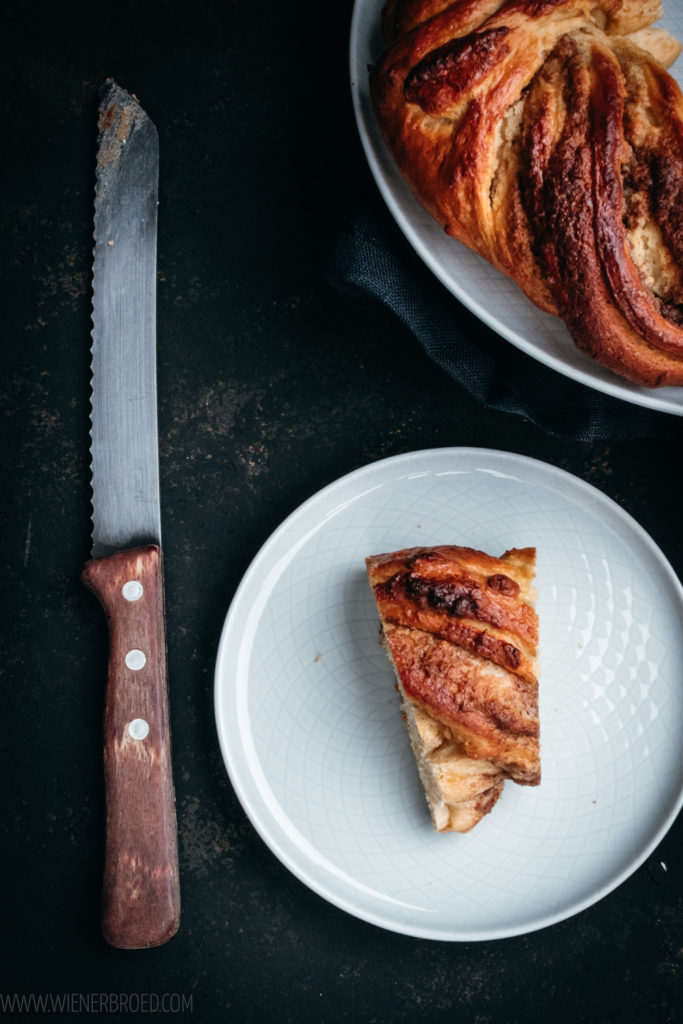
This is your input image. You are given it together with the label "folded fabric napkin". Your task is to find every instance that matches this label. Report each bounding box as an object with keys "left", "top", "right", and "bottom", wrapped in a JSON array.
[{"left": 326, "top": 203, "right": 681, "bottom": 442}]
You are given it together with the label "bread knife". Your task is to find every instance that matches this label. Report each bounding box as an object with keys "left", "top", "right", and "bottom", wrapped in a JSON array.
[{"left": 82, "top": 80, "right": 180, "bottom": 949}]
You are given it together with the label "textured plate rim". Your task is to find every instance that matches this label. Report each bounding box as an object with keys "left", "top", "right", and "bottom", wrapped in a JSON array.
[
  {"left": 214, "top": 447, "right": 683, "bottom": 941},
  {"left": 348, "top": 0, "right": 683, "bottom": 417}
]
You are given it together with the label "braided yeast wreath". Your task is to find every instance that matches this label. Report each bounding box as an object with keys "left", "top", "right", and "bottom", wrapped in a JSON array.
[{"left": 370, "top": 0, "right": 683, "bottom": 386}]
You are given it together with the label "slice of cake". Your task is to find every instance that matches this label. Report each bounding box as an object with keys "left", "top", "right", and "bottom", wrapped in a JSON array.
[{"left": 365, "top": 545, "right": 540, "bottom": 832}]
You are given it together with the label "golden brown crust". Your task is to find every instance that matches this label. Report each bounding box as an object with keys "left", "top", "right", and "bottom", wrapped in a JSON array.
[
  {"left": 367, "top": 545, "right": 538, "bottom": 682},
  {"left": 366, "top": 544, "right": 541, "bottom": 801},
  {"left": 370, "top": 0, "right": 683, "bottom": 386},
  {"left": 386, "top": 624, "right": 540, "bottom": 783}
]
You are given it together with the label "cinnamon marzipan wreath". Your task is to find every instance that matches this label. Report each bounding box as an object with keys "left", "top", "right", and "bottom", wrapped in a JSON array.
[{"left": 370, "top": 0, "right": 683, "bottom": 387}]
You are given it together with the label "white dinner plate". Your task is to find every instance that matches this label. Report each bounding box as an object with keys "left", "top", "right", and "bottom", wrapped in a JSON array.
[
  {"left": 349, "top": 1, "right": 683, "bottom": 416},
  {"left": 214, "top": 448, "right": 683, "bottom": 940}
]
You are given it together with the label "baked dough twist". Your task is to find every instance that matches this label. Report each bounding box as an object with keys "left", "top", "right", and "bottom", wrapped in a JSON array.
[
  {"left": 370, "top": 0, "right": 683, "bottom": 386},
  {"left": 366, "top": 545, "right": 539, "bottom": 832}
]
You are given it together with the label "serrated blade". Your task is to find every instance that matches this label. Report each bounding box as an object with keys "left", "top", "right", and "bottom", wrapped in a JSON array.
[{"left": 90, "top": 80, "right": 161, "bottom": 558}]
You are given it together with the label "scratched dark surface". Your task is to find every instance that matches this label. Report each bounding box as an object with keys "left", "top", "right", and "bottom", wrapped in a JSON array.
[{"left": 1, "top": 1, "right": 682, "bottom": 1021}]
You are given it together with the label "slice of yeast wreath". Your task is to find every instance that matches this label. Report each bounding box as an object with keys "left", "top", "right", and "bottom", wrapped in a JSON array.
[{"left": 366, "top": 544, "right": 540, "bottom": 832}]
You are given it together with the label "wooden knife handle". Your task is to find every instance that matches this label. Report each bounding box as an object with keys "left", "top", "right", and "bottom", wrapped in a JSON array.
[{"left": 82, "top": 544, "right": 180, "bottom": 949}]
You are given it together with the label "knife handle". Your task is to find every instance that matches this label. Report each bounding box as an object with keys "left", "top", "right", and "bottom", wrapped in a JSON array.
[{"left": 82, "top": 544, "right": 180, "bottom": 949}]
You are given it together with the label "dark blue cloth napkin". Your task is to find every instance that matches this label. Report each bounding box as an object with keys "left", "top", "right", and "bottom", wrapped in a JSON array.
[{"left": 326, "top": 204, "right": 681, "bottom": 442}]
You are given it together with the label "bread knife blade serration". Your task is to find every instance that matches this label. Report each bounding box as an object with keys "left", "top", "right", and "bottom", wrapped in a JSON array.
[{"left": 82, "top": 80, "right": 180, "bottom": 949}]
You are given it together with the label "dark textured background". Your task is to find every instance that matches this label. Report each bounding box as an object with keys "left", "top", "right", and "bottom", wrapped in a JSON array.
[{"left": 1, "top": 1, "right": 681, "bottom": 1021}]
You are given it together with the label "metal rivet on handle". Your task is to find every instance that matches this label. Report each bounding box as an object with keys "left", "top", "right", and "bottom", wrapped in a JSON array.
[
  {"left": 125, "top": 649, "right": 146, "bottom": 671},
  {"left": 128, "top": 718, "right": 149, "bottom": 740},
  {"left": 122, "top": 580, "right": 144, "bottom": 602}
]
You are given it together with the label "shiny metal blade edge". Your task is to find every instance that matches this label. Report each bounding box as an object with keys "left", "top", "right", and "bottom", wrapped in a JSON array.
[{"left": 89, "top": 80, "right": 162, "bottom": 558}]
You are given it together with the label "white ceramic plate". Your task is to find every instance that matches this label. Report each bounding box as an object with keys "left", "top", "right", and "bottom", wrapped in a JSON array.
[
  {"left": 349, "top": 1, "right": 683, "bottom": 416},
  {"left": 214, "top": 448, "right": 683, "bottom": 940}
]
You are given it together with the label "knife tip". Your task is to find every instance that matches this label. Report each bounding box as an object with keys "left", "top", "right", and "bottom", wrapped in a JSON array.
[
  {"left": 95, "top": 79, "right": 155, "bottom": 180},
  {"left": 98, "top": 79, "right": 147, "bottom": 126}
]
